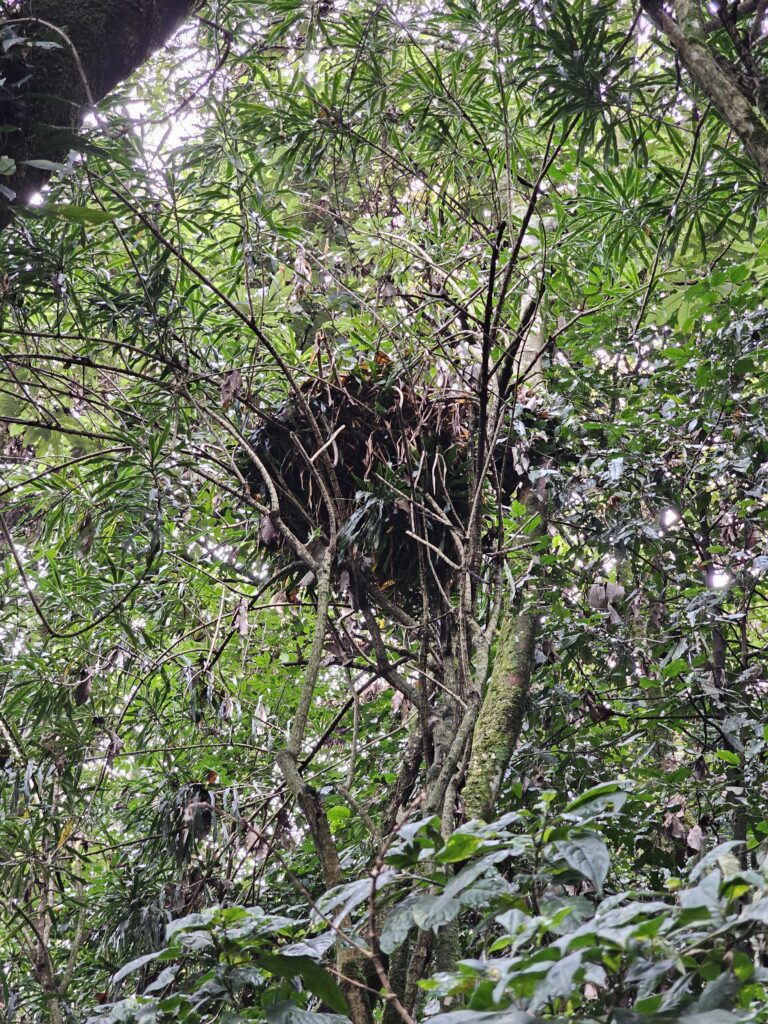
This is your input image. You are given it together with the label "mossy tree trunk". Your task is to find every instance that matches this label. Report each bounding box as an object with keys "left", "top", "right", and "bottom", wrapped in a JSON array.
[
  {"left": 0, "top": 0, "right": 198, "bottom": 223},
  {"left": 461, "top": 590, "right": 538, "bottom": 823},
  {"left": 461, "top": 462, "right": 546, "bottom": 823}
]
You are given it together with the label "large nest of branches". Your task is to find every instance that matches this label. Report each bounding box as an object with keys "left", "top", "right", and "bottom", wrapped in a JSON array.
[{"left": 238, "top": 367, "right": 529, "bottom": 600}]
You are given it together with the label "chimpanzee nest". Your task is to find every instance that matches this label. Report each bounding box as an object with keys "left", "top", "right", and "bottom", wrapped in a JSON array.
[{"left": 238, "top": 368, "right": 526, "bottom": 600}]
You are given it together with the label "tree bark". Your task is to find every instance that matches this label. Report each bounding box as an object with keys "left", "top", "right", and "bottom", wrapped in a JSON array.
[
  {"left": 461, "top": 602, "right": 537, "bottom": 822},
  {"left": 642, "top": 0, "right": 768, "bottom": 180},
  {"left": 461, "top": 475, "right": 545, "bottom": 823},
  {"left": 0, "top": 0, "right": 198, "bottom": 223}
]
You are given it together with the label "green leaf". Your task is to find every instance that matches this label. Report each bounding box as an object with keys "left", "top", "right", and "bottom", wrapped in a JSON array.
[
  {"left": 529, "top": 951, "right": 584, "bottom": 1012},
  {"left": 427, "top": 1011, "right": 534, "bottom": 1024},
  {"left": 696, "top": 972, "right": 741, "bottom": 1012},
  {"left": 738, "top": 898, "right": 768, "bottom": 924},
  {"left": 111, "top": 949, "right": 169, "bottom": 985},
  {"left": 551, "top": 834, "right": 610, "bottom": 895},
  {"left": 380, "top": 894, "right": 420, "bottom": 954},
  {"left": 678, "top": 1013, "right": 748, "bottom": 1024},
  {"left": 22, "top": 159, "right": 70, "bottom": 171},
  {"left": 265, "top": 1004, "right": 349, "bottom": 1024},
  {"left": 434, "top": 830, "right": 485, "bottom": 863},
  {"left": 255, "top": 955, "right": 348, "bottom": 1015},
  {"left": 662, "top": 658, "right": 689, "bottom": 678},
  {"left": 563, "top": 781, "right": 628, "bottom": 820},
  {"left": 326, "top": 805, "right": 350, "bottom": 829},
  {"left": 733, "top": 355, "right": 756, "bottom": 376},
  {"left": 411, "top": 854, "right": 509, "bottom": 930},
  {"left": 690, "top": 842, "right": 745, "bottom": 883},
  {"left": 314, "top": 872, "right": 395, "bottom": 923},
  {"left": 32, "top": 203, "right": 116, "bottom": 224}
]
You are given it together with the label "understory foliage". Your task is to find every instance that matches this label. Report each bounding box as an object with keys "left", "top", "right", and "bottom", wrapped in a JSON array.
[{"left": 2, "top": 1, "right": 768, "bottom": 1023}]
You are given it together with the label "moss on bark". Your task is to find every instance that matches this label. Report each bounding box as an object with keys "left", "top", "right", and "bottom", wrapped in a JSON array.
[{"left": 461, "top": 608, "right": 537, "bottom": 822}]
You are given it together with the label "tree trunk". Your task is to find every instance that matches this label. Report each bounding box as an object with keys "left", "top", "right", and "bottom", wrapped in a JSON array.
[
  {"left": 642, "top": 0, "right": 768, "bottom": 179},
  {"left": 276, "top": 755, "right": 374, "bottom": 1024},
  {"left": 0, "top": 0, "right": 198, "bottom": 223},
  {"left": 462, "top": 276, "right": 549, "bottom": 824},
  {"left": 461, "top": 594, "right": 538, "bottom": 822}
]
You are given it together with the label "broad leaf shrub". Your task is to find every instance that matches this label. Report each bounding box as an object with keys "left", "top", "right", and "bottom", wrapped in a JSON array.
[{"left": 91, "top": 782, "right": 768, "bottom": 1024}]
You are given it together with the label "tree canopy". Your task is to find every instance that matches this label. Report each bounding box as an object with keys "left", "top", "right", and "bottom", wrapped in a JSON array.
[{"left": 2, "top": 2, "right": 768, "bottom": 1023}]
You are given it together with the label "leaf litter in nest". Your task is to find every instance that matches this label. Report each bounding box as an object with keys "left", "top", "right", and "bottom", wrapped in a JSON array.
[{"left": 238, "top": 366, "right": 538, "bottom": 601}]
